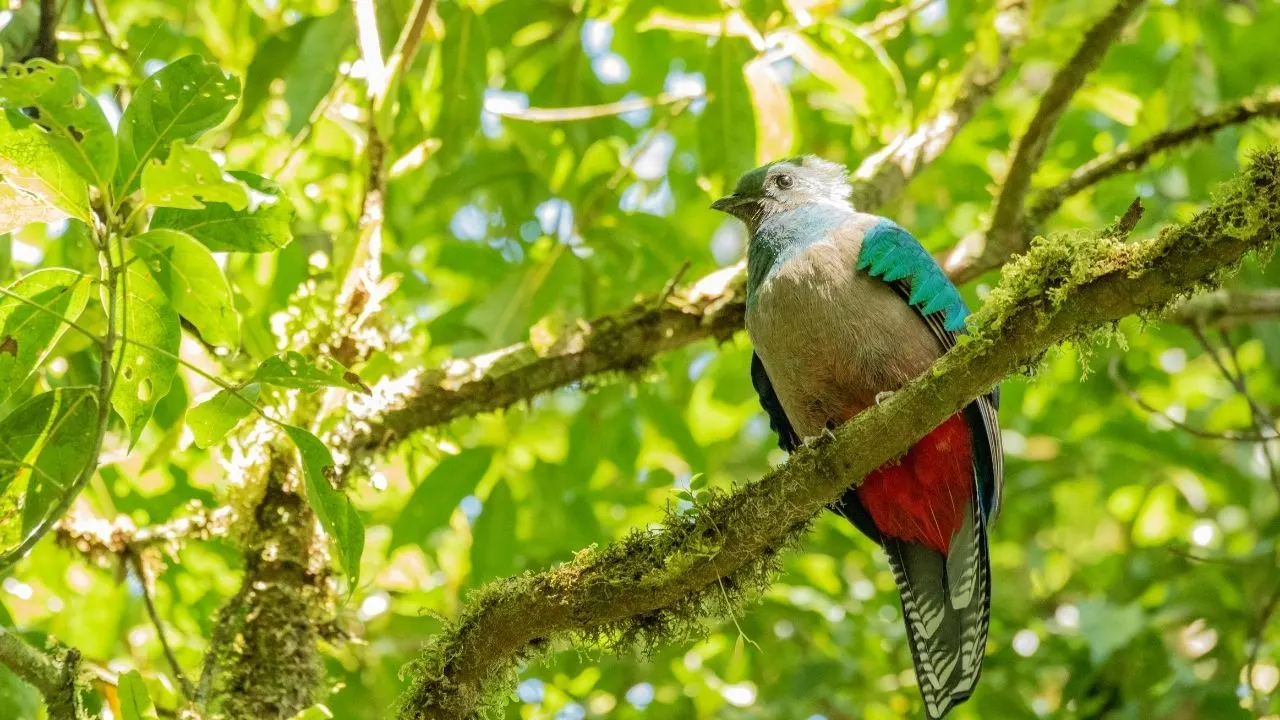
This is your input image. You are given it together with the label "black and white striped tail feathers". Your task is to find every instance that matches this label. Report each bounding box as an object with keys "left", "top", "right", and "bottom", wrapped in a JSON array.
[{"left": 883, "top": 493, "right": 991, "bottom": 720}]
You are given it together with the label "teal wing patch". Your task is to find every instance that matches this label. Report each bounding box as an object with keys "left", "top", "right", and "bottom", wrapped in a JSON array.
[{"left": 856, "top": 219, "right": 969, "bottom": 333}]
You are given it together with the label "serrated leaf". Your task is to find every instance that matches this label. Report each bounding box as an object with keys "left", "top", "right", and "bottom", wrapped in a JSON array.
[
  {"left": 187, "top": 384, "right": 258, "bottom": 448},
  {"left": 250, "top": 351, "right": 363, "bottom": 392},
  {"left": 106, "top": 261, "right": 181, "bottom": 450},
  {"left": 390, "top": 448, "right": 493, "bottom": 553},
  {"left": 470, "top": 479, "right": 517, "bottom": 583},
  {"left": 433, "top": 4, "right": 490, "bottom": 167},
  {"left": 700, "top": 39, "right": 756, "bottom": 189},
  {"left": 151, "top": 171, "right": 293, "bottom": 252},
  {"left": 0, "top": 388, "right": 98, "bottom": 554},
  {"left": 284, "top": 425, "right": 363, "bottom": 586},
  {"left": 0, "top": 111, "right": 90, "bottom": 223},
  {"left": 141, "top": 141, "right": 248, "bottom": 211},
  {"left": 130, "top": 229, "right": 239, "bottom": 348},
  {"left": 743, "top": 57, "right": 796, "bottom": 163},
  {"left": 117, "top": 670, "right": 158, "bottom": 720},
  {"left": 114, "top": 55, "right": 241, "bottom": 196},
  {"left": 0, "top": 268, "right": 93, "bottom": 407},
  {"left": 0, "top": 60, "right": 117, "bottom": 188}
]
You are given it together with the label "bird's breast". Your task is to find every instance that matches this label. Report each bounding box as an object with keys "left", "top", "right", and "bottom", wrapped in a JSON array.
[{"left": 746, "top": 237, "right": 944, "bottom": 438}]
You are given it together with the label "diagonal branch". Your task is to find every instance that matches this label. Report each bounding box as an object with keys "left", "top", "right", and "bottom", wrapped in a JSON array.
[
  {"left": 946, "top": 0, "right": 1146, "bottom": 279},
  {"left": 1026, "top": 91, "right": 1280, "bottom": 226},
  {"left": 336, "top": 2, "right": 1029, "bottom": 477},
  {"left": 0, "top": 627, "right": 82, "bottom": 719},
  {"left": 850, "top": 0, "right": 1027, "bottom": 211},
  {"left": 397, "top": 150, "right": 1280, "bottom": 719}
]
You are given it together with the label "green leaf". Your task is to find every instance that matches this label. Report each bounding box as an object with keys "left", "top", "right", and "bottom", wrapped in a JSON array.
[
  {"left": 0, "top": 60, "right": 117, "bottom": 188},
  {"left": 0, "top": 180, "right": 65, "bottom": 234},
  {"left": 114, "top": 55, "right": 241, "bottom": 196},
  {"left": 0, "top": 388, "right": 98, "bottom": 554},
  {"left": 433, "top": 3, "right": 490, "bottom": 167},
  {"left": 151, "top": 171, "right": 293, "bottom": 253},
  {"left": 470, "top": 478, "right": 516, "bottom": 583},
  {"left": 0, "top": 268, "right": 93, "bottom": 407},
  {"left": 249, "top": 351, "right": 364, "bottom": 393},
  {"left": 141, "top": 141, "right": 249, "bottom": 211},
  {"left": 1078, "top": 599, "right": 1145, "bottom": 664},
  {"left": 743, "top": 56, "right": 796, "bottom": 164},
  {"left": 117, "top": 670, "right": 158, "bottom": 720},
  {"left": 284, "top": 425, "right": 363, "bottom": 586},
  {"left": 390, "top": 448, "right": 493, "bottom": 553},
  {"left": 793, "top": 19, "right": 906, "bottom": 123},
  {"left": 130, "top": 229, "right": 240, "bottom": 348},
  {"left": 700, "top": 38, "right": 756, "bottom": 190},
  {"left": 0, "top": 111, "right": 90, "bottom": 223},
  {"left": 283, "top": 12, "right": 354, "bottom": 136},
  {"left": 289, "top": 706, "right": 334, "bottom": 720},
  {"left": 187, "top": 384, "right": 259, "bottom": 448},
  {"left": 107, "top": 261, "right": 181, "bottom": 450}
]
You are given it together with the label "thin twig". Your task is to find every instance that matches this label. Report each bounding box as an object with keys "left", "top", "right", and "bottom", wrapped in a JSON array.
[
  {"left": 87, "top": 0, "right": 130, "bottom": 63},
  {"left": 863, "top": 0, "right": 938, "bottom": 37},
  {"left": 489, "top": 92, "right": 704, "bottom": 123},
  {"left": 1194, "top": 325, "right": 1280, "bottom": 494},
  {"left": 129, "top": 553, "right": 195, "bottom": 699},
  {"left": 946, "top": 0, "right": 1146, "bottom": 280},
  {"left": 1245, "top": 584, "right": 1280, "bottom": 712},
  {"left": 1108, "top": 357, "right": 1274, "bottom": 442}
]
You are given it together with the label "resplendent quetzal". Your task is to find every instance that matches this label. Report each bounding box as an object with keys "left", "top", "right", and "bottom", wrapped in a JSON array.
[{"left": 712, "top": 155, "right": 1003, "bottom": 719}]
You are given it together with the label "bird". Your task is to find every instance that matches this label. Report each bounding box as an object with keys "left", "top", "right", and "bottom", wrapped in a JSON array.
[{"left": 711, "top": 155, "right": 1003, "bottom": 719}]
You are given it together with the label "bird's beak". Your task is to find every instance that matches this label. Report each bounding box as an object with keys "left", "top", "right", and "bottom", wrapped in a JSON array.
[{"left": 711, "top": 193, "right": 749, "bottom": 213}]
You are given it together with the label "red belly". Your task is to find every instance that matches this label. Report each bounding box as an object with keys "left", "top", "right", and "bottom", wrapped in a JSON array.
[{"left": 858, "top": 414, "right": 973, "bottom": 554}]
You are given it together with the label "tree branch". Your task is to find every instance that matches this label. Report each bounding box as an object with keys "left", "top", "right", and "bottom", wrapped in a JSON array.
[
  {"left": 946, "top": 0, "right": 1146, "bottom": 279},
  {"left": 336, "top": 2, "right": 1028, "bottom": 477},
  {"left": 1170, "top": 288, "right": 1280, "bottom": 326},
  {"left": 396, "top": 150, "right": 1280, "bottom": 718},
  {"left": 0, "top": 627, "right": 82, "bottom": 719},
  {"left": 850, "top": 0, "right": 1027, "bottom": 211},
  {"left": 1027, "top": 91, "right": 1280, "bottom": 226}
]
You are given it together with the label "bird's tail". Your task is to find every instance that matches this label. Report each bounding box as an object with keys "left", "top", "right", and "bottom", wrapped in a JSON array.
[{"left": 882, "top": 495, "right": 990, "bottom": 720}]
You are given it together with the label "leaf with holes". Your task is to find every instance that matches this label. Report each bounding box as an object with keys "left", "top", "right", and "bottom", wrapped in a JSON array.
[
  {"left": 187, "top": 384, "right": 259, "bottom": 448},
  {"left": 105, "top": 261, "right": 181, "bottom": 450},
  {"left": 151, "top": 171, "right": 294, "bottom": 252},
  {"left": 141, "top": 141, "right": 248, "bottom": 211},
  {"left": 285, "top": 425, "right": 364, "bottom": 586},
  {"left": 0, "top": 110, "right": 90, "bottom": 224},
  {"left": 114, "top": 55, "right": 240, "bottom": 196},
  {"left": 0, "top": 60, "right": 117, "bottom": 187},
  {"left": 130, "top": 229, "right": 239, "bottom": 348},
  {"left": 250, "top": 351, "right": 364, "bottom": 393},
  {"left": 0, "top": 388, "right": 98, "bottom": 554},
  {"left": 0, "top": 268, "right": 92, "bottom": 407}
]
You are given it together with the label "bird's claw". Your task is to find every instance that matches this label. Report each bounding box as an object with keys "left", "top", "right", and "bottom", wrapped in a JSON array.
[{"left": 874, "top": 390, "right": 895, "bottom": 406}]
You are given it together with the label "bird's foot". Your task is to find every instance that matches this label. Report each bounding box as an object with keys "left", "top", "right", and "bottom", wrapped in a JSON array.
[
  {"left": 823, "top": 419, "right": 839, "bottom": 441},
  {"left": 874, "top": 390, "right": 895, "bottom": 406}
]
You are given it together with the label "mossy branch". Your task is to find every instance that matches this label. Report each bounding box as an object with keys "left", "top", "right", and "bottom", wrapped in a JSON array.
[
  {"left": 396, "top": 150, "right": 1280, "bottom": 719},
  {"left": 337, "top": 2, "right": 1029, "bottom": 477},
  {"left": 0, "top": 627, "right": 83, "bottom": 719}
]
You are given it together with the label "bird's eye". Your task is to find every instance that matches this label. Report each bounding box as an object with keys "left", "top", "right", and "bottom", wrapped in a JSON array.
[{"left": 774, "top": 174, "right": 794, "bottom": 190}]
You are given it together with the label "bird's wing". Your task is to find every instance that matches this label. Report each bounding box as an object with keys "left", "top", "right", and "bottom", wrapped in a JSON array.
[
  {"left": 854, "top": 218, "right": 1004, "bottom": 520},
  {"left": 750, "top": 352, "right": 801, "bottom": 453}
]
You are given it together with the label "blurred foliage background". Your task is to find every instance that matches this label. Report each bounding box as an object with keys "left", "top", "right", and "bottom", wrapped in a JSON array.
[{"left": 1, "top": 0, "right": 1280, "bottom": 718}]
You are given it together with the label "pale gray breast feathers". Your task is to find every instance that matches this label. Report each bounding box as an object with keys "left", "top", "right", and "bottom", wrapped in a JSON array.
[{"left": 746, "top": 219, "right": 945, "bottom": 438}]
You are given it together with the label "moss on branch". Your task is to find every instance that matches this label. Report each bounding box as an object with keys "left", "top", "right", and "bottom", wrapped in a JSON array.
[{"left": 396, "top": 149, "right": 1280, "bottom": 720}]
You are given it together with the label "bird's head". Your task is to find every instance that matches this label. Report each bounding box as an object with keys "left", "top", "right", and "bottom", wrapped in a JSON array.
[{"left": 711, "top": 155, "right": 852, "bottom": 230}]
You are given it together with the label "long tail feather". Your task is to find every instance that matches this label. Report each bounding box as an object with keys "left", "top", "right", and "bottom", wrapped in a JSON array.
[{"left": 883, "top": 497, "right": 990, "bottom": 720}]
